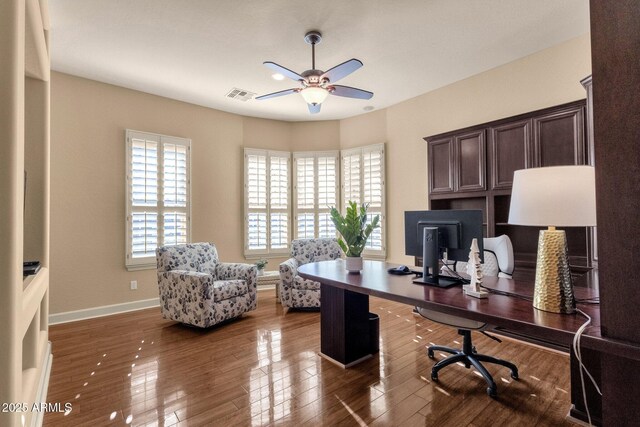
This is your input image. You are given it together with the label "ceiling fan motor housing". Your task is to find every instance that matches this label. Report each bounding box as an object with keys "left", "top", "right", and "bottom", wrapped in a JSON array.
[
  {"left": 304, "top": 30, "right": 322, "bottom": 46},
  {"left": 301, "top": 69, "right": 324, "bottom": 85}
]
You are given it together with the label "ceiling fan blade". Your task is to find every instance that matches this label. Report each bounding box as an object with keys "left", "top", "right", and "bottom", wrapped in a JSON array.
[
  {"left": 263, "top": 61, "right": 304, "bottom": 81},
  {"left": 255, "top": 88, "right": 298, "bottom": 100},
  {"left": 308, "top": 103, "right": 321, "bottom": 114},
  {"left": 320, "top": 59, "right": 363, "bottom": 83},
  {"left": 330, "top": 85, "right": 373, "bottom": 100}
]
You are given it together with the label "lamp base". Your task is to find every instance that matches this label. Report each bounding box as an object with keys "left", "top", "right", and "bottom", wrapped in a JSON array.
[{"left": 533, "top": 229, "right": 576, "bottom": 314}]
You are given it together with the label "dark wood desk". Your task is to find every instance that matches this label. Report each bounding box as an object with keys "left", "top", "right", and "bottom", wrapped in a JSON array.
[{"left": 298, "top": 259, "right": 601, "bottom": 423}]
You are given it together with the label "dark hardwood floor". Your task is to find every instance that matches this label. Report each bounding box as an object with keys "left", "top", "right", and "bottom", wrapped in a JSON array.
[{"left": 44, "top": 289, "right": 574, "bottom": 426}]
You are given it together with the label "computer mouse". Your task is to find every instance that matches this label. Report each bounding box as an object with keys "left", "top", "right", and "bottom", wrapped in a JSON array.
[{"left": 388, "top": 265, "right": 412, "bottom": 274}]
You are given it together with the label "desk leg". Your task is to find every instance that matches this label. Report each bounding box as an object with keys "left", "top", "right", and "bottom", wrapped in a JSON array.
[{"left": 320, "top": 283, "right": 372, "bottom": 367}]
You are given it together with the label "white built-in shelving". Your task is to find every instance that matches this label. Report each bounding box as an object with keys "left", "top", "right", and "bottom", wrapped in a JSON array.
[{"left": 0, "top": 1, "right": 52, "bottom": 426}]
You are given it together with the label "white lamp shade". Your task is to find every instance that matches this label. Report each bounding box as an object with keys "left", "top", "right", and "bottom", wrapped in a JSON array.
[
  {"left": 300, "top": 86, "right": 329, "bottom": 105},
  {"left": 508, "top": 166, "right": 597, "bottom": 227}
]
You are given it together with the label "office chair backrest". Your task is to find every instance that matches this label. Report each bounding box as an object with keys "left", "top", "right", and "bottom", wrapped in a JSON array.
[
  {"left": 483, "top": 235, "right": 514, "bottom": 278},
  {"left": 444, "top": 234, "right": 515, "bottom": 279}
]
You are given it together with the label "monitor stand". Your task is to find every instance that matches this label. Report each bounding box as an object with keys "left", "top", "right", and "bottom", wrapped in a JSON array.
[
  {"left": 415, "top": 226, "right": 464, "bottom": 288},
  {"left": 413, "top": 275, "right": 463, "bottom": 288}
]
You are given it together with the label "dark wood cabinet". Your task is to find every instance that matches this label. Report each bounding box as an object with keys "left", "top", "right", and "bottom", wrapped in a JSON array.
[
  {"left": 428, "top": 131, "right": 485, "bottom": 194},
  {"left": 424, "top": 100, "right": 591, "bottom": 279},
  {"left": 533, "top": 105, "right": 585, "bottom": 166},
  {"left": 455, "top": 130, "right": 486, "bottom": 191},
  {"left": 428, "top": 137, "right": 454, "bottom": 193},
  {"left": 489, "top": 119, "right": 532, "bottom": 190}
]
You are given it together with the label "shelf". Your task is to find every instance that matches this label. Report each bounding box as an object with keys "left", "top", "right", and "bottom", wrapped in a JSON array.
[
  {"left": 430, "top": 191, "right": 486, "bottom": 200},
  {"left": 21, "top": 267, "right": 48, "bottom": 338}
]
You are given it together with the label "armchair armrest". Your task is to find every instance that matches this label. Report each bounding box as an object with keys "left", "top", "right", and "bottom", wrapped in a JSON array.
[
  {"left": 157, "top": 270, "right": 214, "bottom": 299},
  {"left": 279, "top": 258, "right": 298, "bottom": 288},
  {"left": 215, "top": 262, "right": 257, "bottom": 291}
]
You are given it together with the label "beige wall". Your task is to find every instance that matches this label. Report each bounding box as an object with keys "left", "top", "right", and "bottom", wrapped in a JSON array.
[{"left": 49, "top": 34, "right": 591, "bottom": 314}]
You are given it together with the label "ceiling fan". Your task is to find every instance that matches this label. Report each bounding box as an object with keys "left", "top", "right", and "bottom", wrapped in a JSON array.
[{"left": 256, "top": 31, "right": 373, "bottom": 114}]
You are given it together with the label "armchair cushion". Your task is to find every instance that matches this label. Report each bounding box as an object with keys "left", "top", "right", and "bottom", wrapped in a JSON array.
[
  {"left": 213, "top": 280, "right": 248, "bottom": 302},
  {"left": 294, "top": 276, "right": 320, "bottom": 291}
]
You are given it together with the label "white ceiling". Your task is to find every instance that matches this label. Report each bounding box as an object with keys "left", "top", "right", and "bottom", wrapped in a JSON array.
[{"left": 49, "top": 0, "right": 590, "bottom": 122}]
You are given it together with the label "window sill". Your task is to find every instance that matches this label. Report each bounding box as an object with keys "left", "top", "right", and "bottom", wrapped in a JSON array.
[
  {"left": 126, "top": 263, "right": 156, "bottom": 272},
  {"left": 244, "top": 253, "right": 289, "bottom": 261}
]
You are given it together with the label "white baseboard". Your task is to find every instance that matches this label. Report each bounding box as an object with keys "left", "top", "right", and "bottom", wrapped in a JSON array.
[
  {"left": 49, "top": 298, "right": 160, "bottom": 325},
  {"left": 32, "top": 342, "right": 52, "bottom": 427}
]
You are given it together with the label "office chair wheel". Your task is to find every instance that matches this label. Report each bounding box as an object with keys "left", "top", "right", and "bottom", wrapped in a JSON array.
[
  {"left": 487, "top": 387, "right": 497, "bottom": 398},
  {"left": 431, "top": 370, "right": 438, "bottom": 381},
  {"left": 511, "top": 370, "right": 519, "bottom": 380},
  {"left": 427, "top": 349, "right": 435, "bottom": 359}
]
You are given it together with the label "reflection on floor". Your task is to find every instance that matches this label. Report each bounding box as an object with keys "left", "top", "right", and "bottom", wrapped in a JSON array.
[{"left": 44, "top": 289, "right": 574, "bottom": 426}]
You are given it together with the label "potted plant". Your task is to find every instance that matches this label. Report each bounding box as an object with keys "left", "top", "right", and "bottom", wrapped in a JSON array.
[
  {"left": 330, "top": 201, "right": 380, "bottom": 273},
  {"left": 255, "top": 259, "right": 268, "bottom": 276}
]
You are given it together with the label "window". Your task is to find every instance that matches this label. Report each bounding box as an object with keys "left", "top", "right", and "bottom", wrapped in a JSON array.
[
  {"left": 244, "top": 149, "right": 290, "bottom": 257},
  {"left": 126, "top": 130, "right": 191, "bottom": 270},
  {"left": 293, "top": 151, "right": 339, "bottom": 239},
  {"left": 341, "top": 143, "right": 386, "bottom": 257}
]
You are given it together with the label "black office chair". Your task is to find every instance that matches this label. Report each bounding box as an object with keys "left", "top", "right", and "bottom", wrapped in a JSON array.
[{"left": 417, "top": 235, "right": 519, "bottom": 397}]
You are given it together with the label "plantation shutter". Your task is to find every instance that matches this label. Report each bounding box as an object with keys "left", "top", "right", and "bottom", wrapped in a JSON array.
[
  {"left": 293, "top": 151, "right": 339, "bottom": 239},
  {"left": 362, "top": 146, "right": 384, "bottom": 251},
  {"left": 295, "top": 156, "right": 315, "bottom": 239},
  {"left": 162, "top": 139, "right": 189, "bottom": 246},
  {"left": 342, "top": 152, "right": 361, "bottom": 208},
  {"left": 244, "top": 149, "right": 290, "bottom": 256},
  {"left": 317, "top": 155, "right": 338, "bottom": 238},
  {"left": 246, "top": 152, "right": 268, "bottom": 251},
  {"left": 126, "top": 130, "right": 191, "bottom": 270},
  {"left": 340, "top": 144, "right": 386, "bottom": 258},
  {"left": 270, "top": 155, "right": 289, "bottom": 250}
]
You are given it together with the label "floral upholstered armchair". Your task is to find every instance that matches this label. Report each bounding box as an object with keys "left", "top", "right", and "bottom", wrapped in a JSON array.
[
  {"left": 279, "top": 238, "right": 342, "bottom": 308},
  {"left": 156, "top": 243, "right": 257, "bottom": 328}
]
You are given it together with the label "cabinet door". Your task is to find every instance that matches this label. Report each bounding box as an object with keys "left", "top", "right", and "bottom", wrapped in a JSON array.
[
  {"left": 533, "top": 106, "right": 585, "bottom": 166},
  {"left": 489, "top": 119, "right": 532, "bottom": 189},
  {"left": 429, "top": 137, "right": 454, "bottom": 193},
  {"left": 455, "top": 130, "right": 486, "bottom": 192}
]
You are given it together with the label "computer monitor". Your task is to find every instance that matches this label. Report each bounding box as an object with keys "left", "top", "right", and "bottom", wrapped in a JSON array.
[{"left": 404, "top": 209, "right": 484, "bottom": 287}]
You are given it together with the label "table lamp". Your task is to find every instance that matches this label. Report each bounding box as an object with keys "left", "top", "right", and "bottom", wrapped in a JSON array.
[{"left": 508, "top": 166, "right": 596, "bottom": 314}]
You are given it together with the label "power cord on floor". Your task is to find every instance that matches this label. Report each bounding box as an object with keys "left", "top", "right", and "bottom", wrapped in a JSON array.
[{"left": 573, "top": 308, "right": 602, "bottom": 427}]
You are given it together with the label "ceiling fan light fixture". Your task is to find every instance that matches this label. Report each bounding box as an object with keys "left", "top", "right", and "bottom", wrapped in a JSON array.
[{"left": 300, "top": 86, "right": 329, "bottom": 105}]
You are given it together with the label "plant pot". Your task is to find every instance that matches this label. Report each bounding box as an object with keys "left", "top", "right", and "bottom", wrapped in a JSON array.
[{"left": 345, "top": 256, "right": 363, "bottom": 273}]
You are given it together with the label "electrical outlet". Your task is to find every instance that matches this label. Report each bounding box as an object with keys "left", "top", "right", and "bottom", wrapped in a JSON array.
[{"left": 130, "top": 280, "right": 137, "bottom": 290}]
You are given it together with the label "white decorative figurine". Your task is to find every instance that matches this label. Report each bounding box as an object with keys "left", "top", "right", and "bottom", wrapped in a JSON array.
[{"left": 463, "top": 238, "right": 489, "bottom": 298}]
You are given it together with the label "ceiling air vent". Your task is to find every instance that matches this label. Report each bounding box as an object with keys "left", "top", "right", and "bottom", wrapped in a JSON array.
[{"left": 226, "top": 88, "right": 255, "bottom": 102}]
